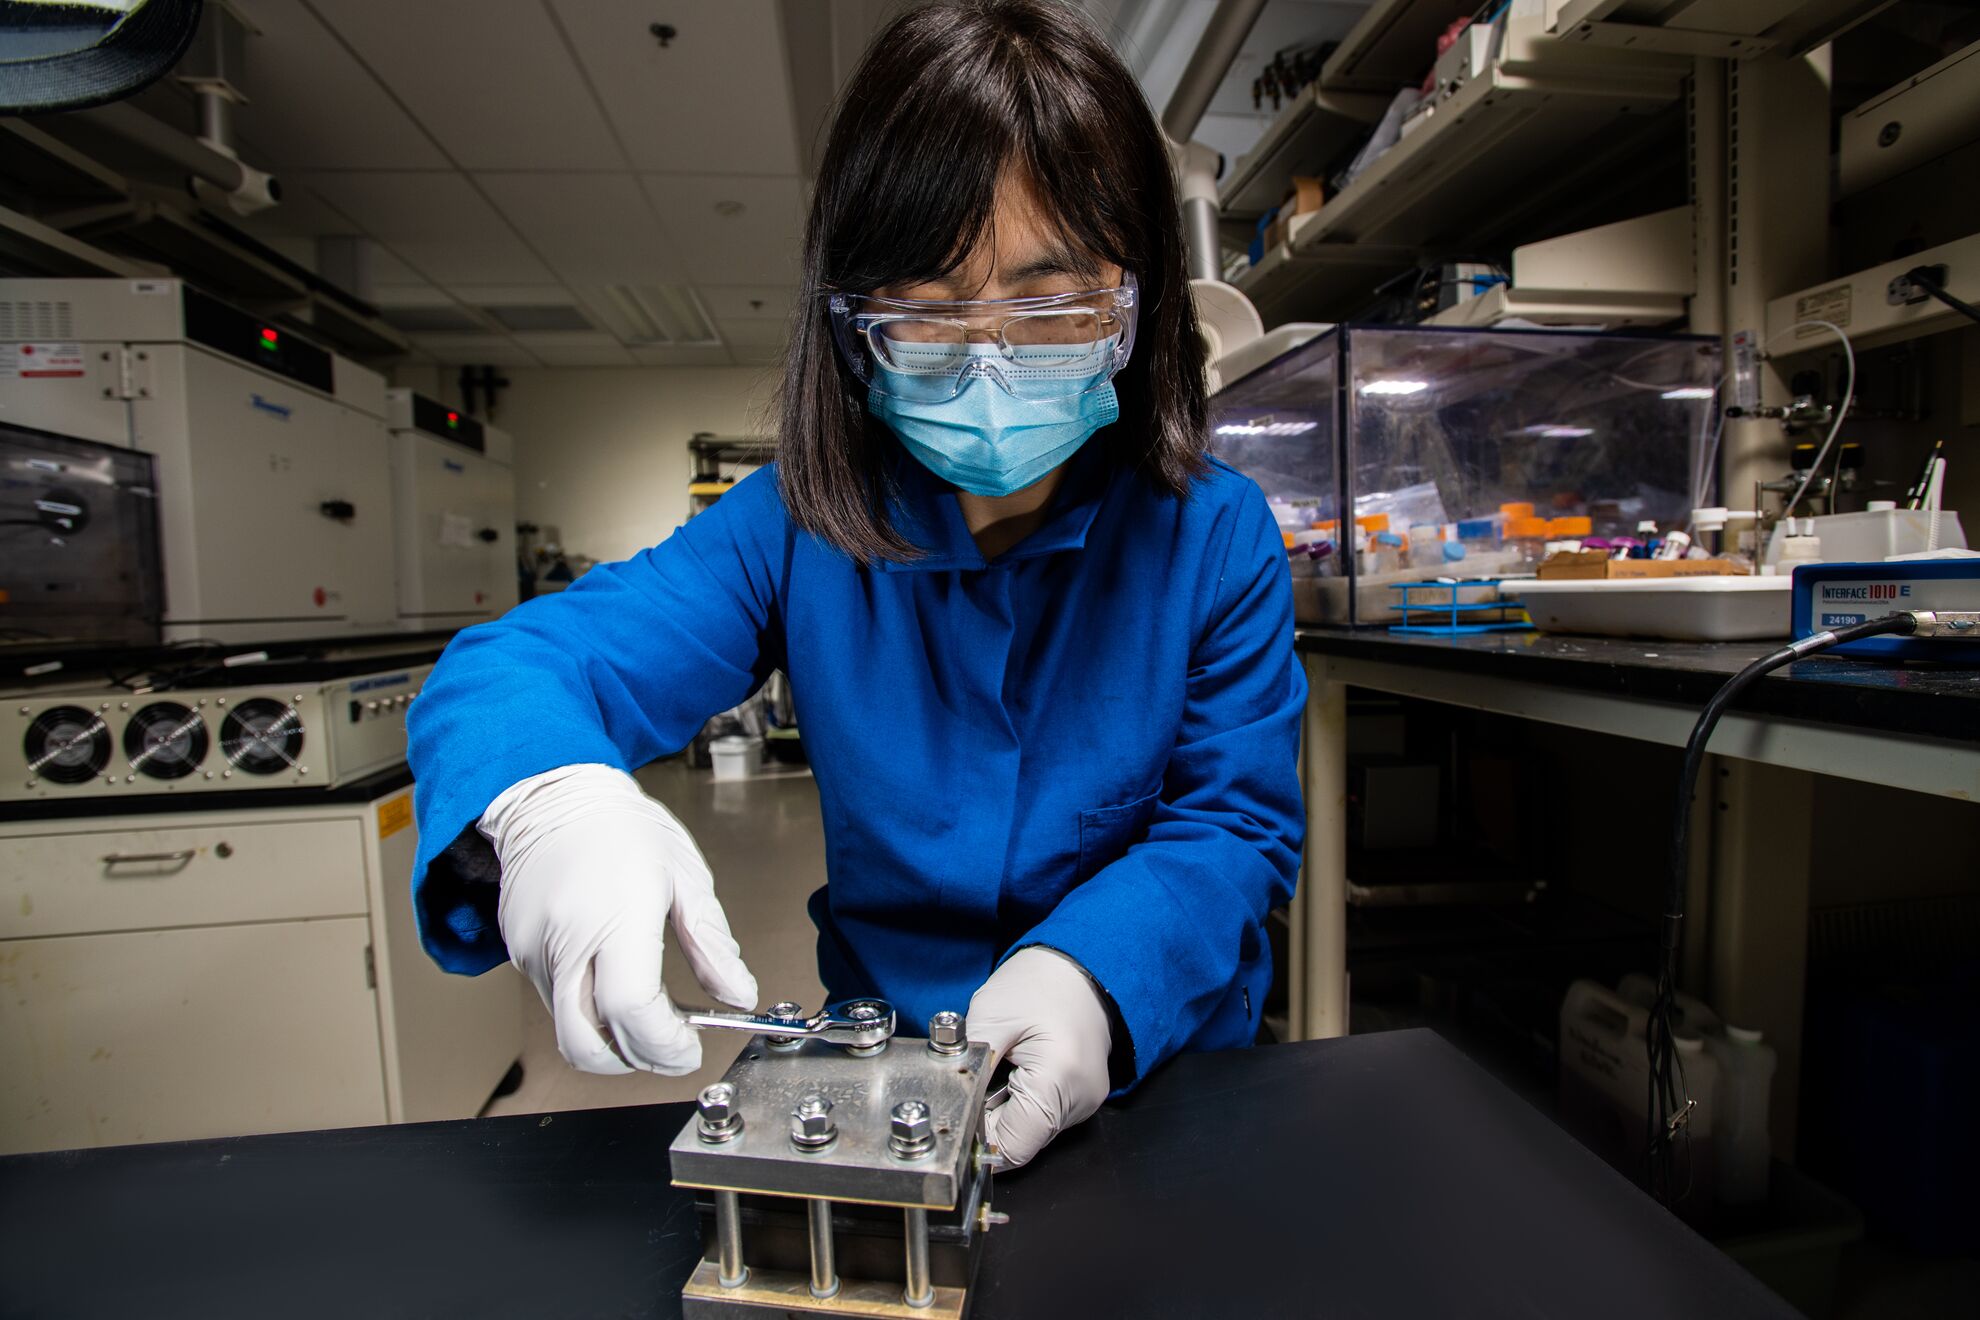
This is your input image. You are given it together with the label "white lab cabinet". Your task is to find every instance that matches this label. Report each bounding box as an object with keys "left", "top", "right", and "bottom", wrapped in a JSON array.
[
  {"left": 390, "top": 428, "right": 519, "bottom": 625},
  {"left": 0, "top": 785, "right": 521, "bottom": 1154},
  {"left": 132, "top": 345, "right": 398, "bottom": 636}
]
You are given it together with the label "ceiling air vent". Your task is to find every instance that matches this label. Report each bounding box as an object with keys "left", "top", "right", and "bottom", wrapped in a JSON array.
[
  {"left": 583, "top": 284, "right": 720, "bottom": 347},
  {"left": 379, "top": 305, "right": 485, "bottom": 334},
  {"left": 483, "top": 304, "right": 595, "bottom": 333}
]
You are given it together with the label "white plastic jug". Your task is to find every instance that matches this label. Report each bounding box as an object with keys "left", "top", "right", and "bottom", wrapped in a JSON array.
[
  {"left": 1616, "top": 972, "right": 1720, "bottom": 1034},
  {"left": 1559, "top": 980, "right": 1719, "bottom": 1202},
  {"left": 1705, "top": 1025, "right": 1776, "bottom": 1205},
  {"left": 1611, "top": 974, "right": 1775, "bottom": 1205}
]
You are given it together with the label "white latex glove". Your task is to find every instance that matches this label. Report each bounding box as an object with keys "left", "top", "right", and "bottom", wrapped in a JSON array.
[
  {"left": 480, "top": 764, "right": 757, "bottom": 1075},
  {"left": 966, "top": 946, "right": 1113, "bottom": 1170}
]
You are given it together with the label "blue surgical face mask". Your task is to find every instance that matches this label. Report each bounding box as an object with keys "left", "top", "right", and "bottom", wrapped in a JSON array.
[{"left": 867, "top": 342, "right": 1120, "bottom": 498}]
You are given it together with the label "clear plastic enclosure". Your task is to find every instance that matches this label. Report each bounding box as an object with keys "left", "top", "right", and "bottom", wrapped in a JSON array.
[{"left": 1208, "top": 325, "right": 1720, "bottom": 625}]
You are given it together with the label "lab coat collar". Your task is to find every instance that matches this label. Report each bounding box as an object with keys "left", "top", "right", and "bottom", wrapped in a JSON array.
[{"left": 878, "top": 435, "right": 1112, "bottom": 573}]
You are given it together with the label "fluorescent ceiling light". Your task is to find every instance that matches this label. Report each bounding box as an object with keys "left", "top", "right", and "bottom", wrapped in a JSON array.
[
  {"left": 1215, "top": 421, "right": 1318, "bottom": 436},
  {"left": 1360, "top": 379, "right": 1427, "bottom": 396},
  {"left": 585, "top": 284, "right": 721, "bottom": 347},
  {"left": 1661, "top": 387, "right": 1715, "bottom": 400},
  {"left": 1518, "top": 424, "right": 1595, "bottom": 438}
]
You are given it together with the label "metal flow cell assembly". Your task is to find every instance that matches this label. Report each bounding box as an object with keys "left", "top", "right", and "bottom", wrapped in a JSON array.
[{"left": 670, "top": 999, "right": 1006, "bottom": 1317}]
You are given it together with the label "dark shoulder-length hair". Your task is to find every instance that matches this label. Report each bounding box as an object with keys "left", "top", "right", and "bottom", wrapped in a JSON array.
[{"left": 776, "top": 0, "right": 1208, "bottom": 564}]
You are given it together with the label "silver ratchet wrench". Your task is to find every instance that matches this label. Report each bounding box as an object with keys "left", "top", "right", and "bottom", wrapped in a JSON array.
[{"left": 683, "top": 997, "right": 896, "bottom": 1050}]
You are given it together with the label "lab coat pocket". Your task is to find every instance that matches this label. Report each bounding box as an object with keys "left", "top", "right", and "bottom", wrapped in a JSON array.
[{"left": 1076, "top": 791, "right": 1160, "bottom": 883}]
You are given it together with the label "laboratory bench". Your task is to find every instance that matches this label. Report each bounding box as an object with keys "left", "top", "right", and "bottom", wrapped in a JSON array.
[
  {"left": 1283, "top": 625, "right": 1980, "bottom": 1169},
  {"left": 0, "top": 1028, "right": 1795, "bottom": 1319}
]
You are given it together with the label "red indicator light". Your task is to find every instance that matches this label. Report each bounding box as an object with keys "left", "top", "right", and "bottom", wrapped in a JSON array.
[
  {"left": 446, "top": 412, "right": 459, "bottom": 427},
  {"left": 260, "top": 328, "right": 279, "bottom": 349}
]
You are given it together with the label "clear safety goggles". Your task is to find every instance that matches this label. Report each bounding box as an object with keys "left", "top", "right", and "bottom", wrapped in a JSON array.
[{"left": 826, "top": 273, "right": 1138, "bottom": 402}]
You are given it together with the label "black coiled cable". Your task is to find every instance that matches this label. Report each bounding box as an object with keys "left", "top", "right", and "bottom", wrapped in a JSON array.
[{"left": 1646, "top": 611, "right": 1920, "bottom": 1203}]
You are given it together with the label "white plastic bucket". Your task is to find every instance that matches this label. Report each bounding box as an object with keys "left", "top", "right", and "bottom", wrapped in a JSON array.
[{"left": 709, "top": 735, "right": 762, "bottom": 781}]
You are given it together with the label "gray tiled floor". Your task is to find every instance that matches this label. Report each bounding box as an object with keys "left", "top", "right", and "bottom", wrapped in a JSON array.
[{"left": 482, "top": 757, "right": 830, "bottom": 1117}]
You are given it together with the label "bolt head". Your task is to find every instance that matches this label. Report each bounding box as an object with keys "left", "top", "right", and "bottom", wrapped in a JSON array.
[
  {"left": 890, "top": 1099, "right": 933, "bottom": 1146},
  {"left": 768, "top": 1000, "right": 804, "bottom": 1020},
  {"left": 929, "top": 1011, "right": 966, "bottom": 1048},
  {"left": 845, "top": 1000, "right": 884, "bottom": 1022},
  {"left": 697, "top": 1083, "right": 737, "bottom": 1124}
]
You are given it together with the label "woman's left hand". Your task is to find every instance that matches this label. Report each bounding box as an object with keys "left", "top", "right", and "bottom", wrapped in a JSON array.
[{"left": 966, "top": 947, "right": 1113, "bottom": 1169}]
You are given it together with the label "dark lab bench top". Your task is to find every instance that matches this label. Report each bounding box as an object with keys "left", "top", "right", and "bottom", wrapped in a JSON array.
[
  {"left": 0, "top": 1030, "right": 1791, "bottom": 1320},
  {"left": 1298, "top": 627, "right": 1980, "bottom": 744}
]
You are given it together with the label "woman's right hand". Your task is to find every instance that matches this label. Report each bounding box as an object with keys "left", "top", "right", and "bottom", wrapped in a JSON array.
[{"left": 479, "top": 764, "right": 759, "bottom": 1075}]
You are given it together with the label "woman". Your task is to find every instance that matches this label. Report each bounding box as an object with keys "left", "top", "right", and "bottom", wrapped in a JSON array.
[{"left": 407, "top": 0, "right": 1304, "bottom": 1169}]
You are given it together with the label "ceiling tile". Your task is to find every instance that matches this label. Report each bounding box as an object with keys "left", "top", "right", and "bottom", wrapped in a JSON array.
[
  {"left": 522, "top": 339, "right": 637, "bottom": 367},
  {"left": 475, "top": 172, "right": 682, "bottom": 285},
  {"left": 310, "top": 0, "right": 623, "bottom": 170},
  {"left": 699, "top": 284, "right": 798, "bottom": 321},
  {"left": 364, "top": 245, "right": 431, "bottom": 286},
  {"left": 640, "top": 174, "right": 803, "bottom": 285},
  {"left": 510, "top": 331, "right": 620, "bottom": 350},
  {"left": 718, "top": 319, "right": 789, "bottom": 349},
  {"left": 443, "top": 284, "right": 579, "bottom": 305},
  {"left": 299, "top": 171, "right": 556, "bottom": 285},
  {"left": 547, "top": 0, "right": 799, "bottom": 175},
  {"left": 369, "top": 283, "right": 458, "bottom": 308},
  {"left": 630, "top": 344, "right": 738, "bottom": 368},
  {"left": 231, "top": 0, "right": 449, "bottom": 170},
  {"left": 406, "top": 334, "right": 542, "bottom": 367}
]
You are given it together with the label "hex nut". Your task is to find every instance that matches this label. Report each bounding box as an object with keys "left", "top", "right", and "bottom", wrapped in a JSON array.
[
  {"left": 790, "top": 1092, "right": 836, "bottom": 1150},
  {"left": 890, "top": 1099, "right": 934, "bottom": 1159},
  {"left": 697, "top": 1082, "right": 742, "bottom": 1143},
  {"left": 766, "top": 1000, "right": 805, "bottom": 1051},
  {"left": 928, "top": 1010, "right": 967, "bottom": 1056}
]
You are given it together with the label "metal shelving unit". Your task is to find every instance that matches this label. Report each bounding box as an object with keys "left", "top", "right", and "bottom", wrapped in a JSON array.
[
  {"left": 687, "top": 433, "right": 776, "bottom": 518},
  {"left": 1219, "top": 83, "right": 1391, "bottom": 221},
  {"left": 1764, "top": 230, "right": 1980, "bottom": 356},
  {"left": 1553, "top": 0, "right": 1896, "bottom": 60},
  {"left": 1233, "top": 23, "right": 1687, "bottom": 325},
  {"left": 1318, "top": 0, "right": 1479, "bottom": 93},
  {"left": 1235, "top": 224, "right": 1416, "bottom": 328}
]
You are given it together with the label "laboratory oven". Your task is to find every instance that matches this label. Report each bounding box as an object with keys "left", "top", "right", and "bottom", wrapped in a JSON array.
[
  {"left": 0, "top": 278, "right": 396, "bottom": 645},
  {"left": 386, "top": 390, "right": 519, "bottom": 628},
  {"left": 6, "top": 663, "right": 429, "bottom": 803},
  {"left": 0, "top": 424, "right": 163, "bottom": 651}
]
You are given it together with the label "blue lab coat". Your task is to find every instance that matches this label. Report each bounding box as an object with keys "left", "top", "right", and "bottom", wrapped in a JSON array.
[{"left": 406, "top": 441, "right": 1305, "bottom": 1085}]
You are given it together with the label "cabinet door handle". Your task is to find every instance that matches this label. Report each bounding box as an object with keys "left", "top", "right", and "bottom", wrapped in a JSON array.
[{"left": 101, "top": 849, "right": 196, "bottom": 866}]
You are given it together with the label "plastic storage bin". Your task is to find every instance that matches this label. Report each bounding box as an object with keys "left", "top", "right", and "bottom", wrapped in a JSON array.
[
  {"left": 1510, "top": 575, "right": 1792, "bottom": 641},
  {"left": 1208, "top": 325, "right": 1720, "bottom": 625}
]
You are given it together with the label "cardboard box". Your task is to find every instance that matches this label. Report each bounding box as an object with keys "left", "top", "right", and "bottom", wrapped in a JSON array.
[
  {"left": 1262, "top": 176, "right": 1325, "bottom": 251},
  {"left": 1538, "top": 551, "right": 1749, "bottom": 580}
]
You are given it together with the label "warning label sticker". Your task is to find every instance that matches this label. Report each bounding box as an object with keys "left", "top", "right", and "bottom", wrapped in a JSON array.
[
  {"left": 0, "top": 343, "right": 86, "bottom": 379},
  {"left": 1793, "top": 285, "right": 1852, "bottom": 335},
  {"left": 378, "top": 793, "right": 414, "bottom": 840}
]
